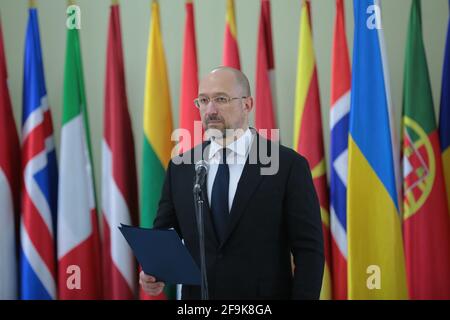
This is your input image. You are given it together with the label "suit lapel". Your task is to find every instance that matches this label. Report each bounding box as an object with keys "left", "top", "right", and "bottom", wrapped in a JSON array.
[
  {"left": 196, "top": 142, "right": 220, "bottom": 247},
  {"left": 220, "top": 133, "right": 266, "bottom": 248}
]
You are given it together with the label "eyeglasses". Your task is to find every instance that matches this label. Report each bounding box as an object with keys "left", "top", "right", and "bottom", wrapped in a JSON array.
[{"left": 194, "top": 95, "right": 247, "bottom": 109}]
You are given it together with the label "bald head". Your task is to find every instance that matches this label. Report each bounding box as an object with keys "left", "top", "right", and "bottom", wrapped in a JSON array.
[
  {"left": 206, "top": 66, "right": 251, "bottom": 97},
  {"left": 197, "top": 66, "right": 254, "bottom": 137}
]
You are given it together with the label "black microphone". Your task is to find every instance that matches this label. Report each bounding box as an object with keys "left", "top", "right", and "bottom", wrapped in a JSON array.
[
  {"left": 193, "top": 160, "right": 209, "bottom": 194},
  {"left": 192, "top": 160, "right": 209, "bottom": 299}
]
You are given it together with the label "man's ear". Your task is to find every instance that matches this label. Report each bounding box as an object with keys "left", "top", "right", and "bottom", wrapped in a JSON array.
[{"left": 244, "top": 97, "right": 254, "bottom": 113}]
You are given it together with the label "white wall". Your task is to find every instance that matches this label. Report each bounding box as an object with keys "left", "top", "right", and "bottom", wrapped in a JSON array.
[{"left": 0, "top": 0, "right": 448, "bottom": 197}]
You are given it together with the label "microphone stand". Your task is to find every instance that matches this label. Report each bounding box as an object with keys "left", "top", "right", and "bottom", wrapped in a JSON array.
[{"left": 193, "top": 185, "right": 209, "bottom": 300}]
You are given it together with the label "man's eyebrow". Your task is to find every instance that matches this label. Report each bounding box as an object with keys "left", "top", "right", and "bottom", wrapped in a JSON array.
[{"left": 198, "top": 92, "right": 229, "bottom": 97}]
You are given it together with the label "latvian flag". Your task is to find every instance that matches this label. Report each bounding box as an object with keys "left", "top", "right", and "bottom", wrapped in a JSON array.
[
  {"left": 102, "top": 3, "right": 139, "bottom": 299},
  {"left": 0, "top": 15, "right": 20, "bottom": 300}
]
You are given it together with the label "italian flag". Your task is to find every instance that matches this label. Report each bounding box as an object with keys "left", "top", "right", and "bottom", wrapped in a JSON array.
[
  {"left": 402, "top": 0, "right": 450, "bottom": 299},
  {"left": 57, "top": 25, "right": 102, "bottom": 299},
  {"left": 140, "top": 0, "right": 174, "bottom": 300}
]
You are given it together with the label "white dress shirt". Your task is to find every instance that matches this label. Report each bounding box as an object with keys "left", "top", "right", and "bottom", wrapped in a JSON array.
[{"left": 206, "top": 128, "right": 254, "bottom": 212}]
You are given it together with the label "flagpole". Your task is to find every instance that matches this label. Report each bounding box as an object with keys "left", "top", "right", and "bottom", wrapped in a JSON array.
[
  {"left": 111, "top": 0, "right": 119, "bottom": 5},
  {"left": 29, "top": 0, "right": 36, "bottom": 8}
]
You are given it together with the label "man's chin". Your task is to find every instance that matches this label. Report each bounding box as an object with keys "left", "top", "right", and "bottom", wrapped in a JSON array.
[
  {"left": 206, "top": 123, "right": 224, "bottom": 130},
  {"left": 205, "top": 125, "right": 225, "bottom": 139}
]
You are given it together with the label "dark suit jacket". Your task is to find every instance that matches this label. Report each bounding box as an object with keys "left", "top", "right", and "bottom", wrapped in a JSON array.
[{"left": 154, "top": 132, "right": 324, "bottom": 300}]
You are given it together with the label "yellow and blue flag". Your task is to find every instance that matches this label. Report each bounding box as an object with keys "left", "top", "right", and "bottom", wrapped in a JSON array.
[
  {"left": 347, "top": 0, "right": 408, "bottom": 299},
  {"left": 440, "top": 0, "right": 450, "bottom": 212}
]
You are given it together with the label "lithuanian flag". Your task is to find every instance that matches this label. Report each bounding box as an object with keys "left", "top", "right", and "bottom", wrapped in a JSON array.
[{"left": 140, "top": 0, "right": 174, "bottom": 300}]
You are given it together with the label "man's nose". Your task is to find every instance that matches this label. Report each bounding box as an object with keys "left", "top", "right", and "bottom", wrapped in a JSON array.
[{"left": 205, "top": 100, "right": 219, "bottom": 115}]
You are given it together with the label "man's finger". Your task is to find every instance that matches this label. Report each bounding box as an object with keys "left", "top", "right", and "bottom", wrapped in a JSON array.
[{"left": 141, "top": 274, "right": 156, "bottom": 283}]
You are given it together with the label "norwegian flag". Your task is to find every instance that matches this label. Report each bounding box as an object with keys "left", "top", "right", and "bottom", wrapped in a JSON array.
[
  {"left": 20, "top": 7, "right": 58, "bottom": 300},
  {"left": 329, "top": 0, "right": 350, "bottom": 300}
]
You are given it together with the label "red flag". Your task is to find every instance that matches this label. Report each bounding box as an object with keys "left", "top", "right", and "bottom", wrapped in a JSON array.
[
  {"left": 255, "top": 0, "right": 277, "bottom": 139},
  {"left": 179, "top": 0, "right": 201, "bottom": 153},
  {"left": 222, "top": 0, "right": 240, "bottom": 69},
  {"left": 102, "top": 3, "right": 138, "bottom": 300},
  {"left": 329, "top": 0, "right": 350, "bottom": 300},
  {"left": 294, "top": 0, "right": 332, "bottom": 299},
  {"left": 0, "top": 17, "right": 20, "bottom": 299}
]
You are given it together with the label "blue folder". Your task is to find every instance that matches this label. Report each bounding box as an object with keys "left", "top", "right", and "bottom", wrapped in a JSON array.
[{"left": 119, "top": 224, "right": 200, "bottom": 285}]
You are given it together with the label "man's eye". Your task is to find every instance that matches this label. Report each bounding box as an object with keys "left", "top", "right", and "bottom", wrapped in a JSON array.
[
  {"left": 199, "top": 98, "right": 209, "bottom": 105},
  {"left": 215, "top": 96, "right": 228, "bottom": 104}
]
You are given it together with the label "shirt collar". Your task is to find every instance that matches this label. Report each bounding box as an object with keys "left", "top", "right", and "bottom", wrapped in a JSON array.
[{"left": 208, "top": 128, "right": 253, "bottom": 161}]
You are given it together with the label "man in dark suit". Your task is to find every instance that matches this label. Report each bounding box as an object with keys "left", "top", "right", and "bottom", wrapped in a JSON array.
[{"left": 140, "top": 67, "right": 324, "bottom": 299}]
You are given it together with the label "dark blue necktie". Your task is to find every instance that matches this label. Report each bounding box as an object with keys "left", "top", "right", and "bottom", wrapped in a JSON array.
[{"left": 211, "top": 148, "right": 229, "bottom": 243}]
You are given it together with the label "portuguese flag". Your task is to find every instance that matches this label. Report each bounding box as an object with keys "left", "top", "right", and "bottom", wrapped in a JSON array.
[
  {"left": 140, "top": 0, "right": 174, "bottom": 300},
  {"left": 402, "top": 0, "right": 450, "bottom": 299}
]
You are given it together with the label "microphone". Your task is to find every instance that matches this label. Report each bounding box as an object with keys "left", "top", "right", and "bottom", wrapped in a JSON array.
[
  {"left": 193, "top": 160, "right": 209, "bottom": 194},
  {"left": 193, "top": 160, "right": 209, "bottom": 299}
]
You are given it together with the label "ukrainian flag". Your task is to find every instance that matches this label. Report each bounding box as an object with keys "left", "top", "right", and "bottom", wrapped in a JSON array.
[
  {"left": 440, "top": 0, "right": 450, "bottom": 212},
  {"left": 347, "top": 0, "right": 408, "bottom": 299}
]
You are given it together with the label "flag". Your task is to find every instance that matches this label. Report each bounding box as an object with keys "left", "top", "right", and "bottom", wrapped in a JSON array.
[
  {"left": 57, "top": 17, "right": 102, "bottom": 299},
  {"left": 440, "top": 0, "right": 450, "bottom": 212},
  {"left": 140, "top": 0, "right": 175, "bottom": 300},
  {"left": 20, "top": 6, "right": 59, "bottom": 300},
  {"left": 222, "top": 0, "right": 241, "bottom": 69},
  {"left": 179, "top": 0, "right": 201, "bottom": 154},
  {"left": 293, "top": 0, "right": 332, "bottom": 300},
  {"left": 0, "top": 16, "right": 20, "bottom": 300},
  {"left": 347, "top": 0, "right": 407, "bottom": 299},
  {"left": 255, "top": 0, "right": 277, "bottom": 139},
  {"left": 329, "top": 0, "right": 350, "bottom": 300},
  {"left": 402, "top": 0, "right": 450, "bottom": 299},
  {"left": 102, "top": 3, "right": 138, "bottom": 300}
]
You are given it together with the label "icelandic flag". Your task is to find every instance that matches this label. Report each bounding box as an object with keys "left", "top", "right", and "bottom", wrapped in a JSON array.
[{"left": 20, "top": 7, "right": 58, "bottom": 300}]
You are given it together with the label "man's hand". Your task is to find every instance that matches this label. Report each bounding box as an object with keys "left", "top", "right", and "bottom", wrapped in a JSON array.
[{"left": 139, "top": 271, "right": 166, "bottom": 296}]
